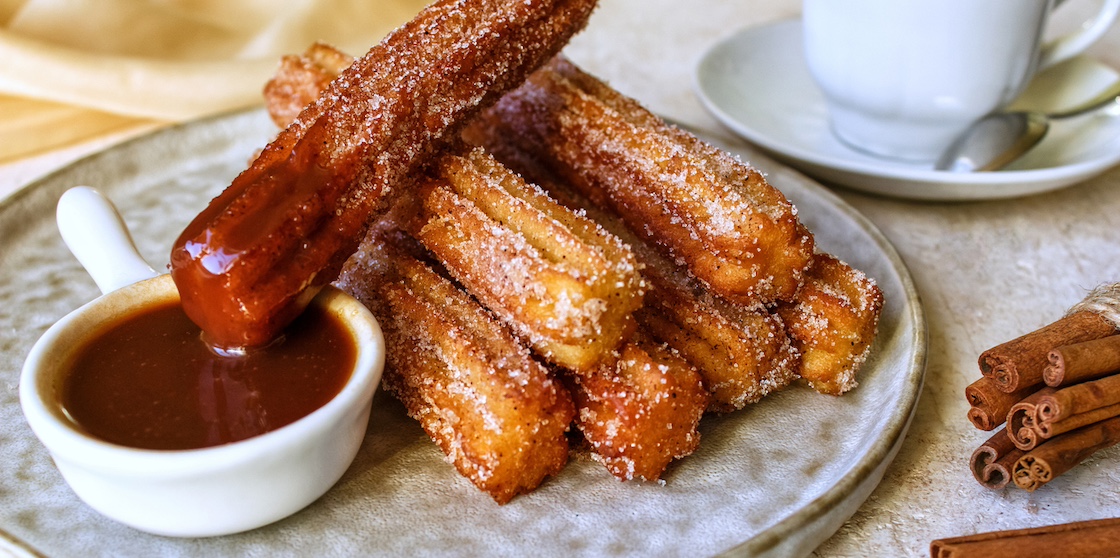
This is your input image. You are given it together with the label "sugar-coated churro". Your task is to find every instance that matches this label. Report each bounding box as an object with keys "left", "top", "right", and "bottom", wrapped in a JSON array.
[
  {"left": 566, "top": 330, "right": 708, "bottom": 481},
  {"left": 774, "top": 253, "right": 883, "bottom": 395},
  {"left": 171, "top": 0, "right": 598, "bottom": 348},
  {"left": 409, "top": 146, "right": 644, "bottom": 371},
  {"left": 466, "top": 56, "right": 815, "bottom": 305},
  {"left": 262, "top": 42, "right": 354, "bottom": 129},
  {"left": 336, "top": 225, "right": 575, "bottom": 504}
]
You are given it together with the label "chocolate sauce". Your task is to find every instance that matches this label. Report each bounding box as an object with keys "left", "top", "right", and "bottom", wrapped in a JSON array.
[{"left": 61, "top": 299, "right": 355, "bottom": 450}]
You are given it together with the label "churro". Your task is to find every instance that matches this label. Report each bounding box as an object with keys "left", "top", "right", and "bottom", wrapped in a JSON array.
[
  {"left": 171, "top": 0, "right": 597, "bottom": 348},
  {"left": 774, "top": 253, "right": 883, "bottom": 395},
  {"left": 466, "top": 56, "right": 815, "bottom": 305},
  {"left": 262, "top": 42, "right": 354, "bottom": 129},
  {"left": 336, "top": 226, "right": 575, "bottom": 504},
  {"left": 566, "top": 331, "right": 708, "bottom": 481},
  {"left": 409, "top": 147, "right": 644, "bottom": 371}
]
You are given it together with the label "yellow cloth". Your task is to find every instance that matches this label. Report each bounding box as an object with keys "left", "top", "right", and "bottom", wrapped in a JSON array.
[{"left": 0, "top": 0, "right": 429, "bottom": 162}]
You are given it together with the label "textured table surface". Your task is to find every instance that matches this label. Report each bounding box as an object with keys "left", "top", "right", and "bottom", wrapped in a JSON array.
[{"left": 3, "top": 1, "right": 1120, "bottom": 556}]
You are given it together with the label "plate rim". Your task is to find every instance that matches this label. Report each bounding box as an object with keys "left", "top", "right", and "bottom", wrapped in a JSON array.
[{"left": 711, "top": 140, "right": 929, "bottom": 556}]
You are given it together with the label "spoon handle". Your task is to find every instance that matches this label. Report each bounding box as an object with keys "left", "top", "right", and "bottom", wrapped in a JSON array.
[
  {"left": 1052, "top": 80, "right": 1120, "bottom": 120},
  {"left": 56, "top": 186, "right": 159, "bottom": 295}
]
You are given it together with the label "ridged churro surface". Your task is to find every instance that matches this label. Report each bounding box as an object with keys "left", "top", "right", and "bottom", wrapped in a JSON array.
[
  {"left": 775, "top": 253, "right": 883, "bottom": 395},
  {"left": 337, "top": 227, "right": 575, "bottom": 504},
  {"left": 637, "top": 276, "right": 798, "bottom": 412},
  {"left": 468, "top": 56, "right": 815, "bottom": 305},
  {"left": 411, "top": 147, "right": 644, "bottom": 371}
]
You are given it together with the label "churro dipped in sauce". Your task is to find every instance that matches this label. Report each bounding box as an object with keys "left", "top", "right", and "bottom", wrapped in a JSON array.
[{"left": 170, "top": 0, "right": 598, "bottom": 349}]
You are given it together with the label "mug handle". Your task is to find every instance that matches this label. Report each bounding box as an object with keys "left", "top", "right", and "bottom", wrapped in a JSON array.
[{"left": 1039, "top": 0, "right": 1120, "bottom": 68}]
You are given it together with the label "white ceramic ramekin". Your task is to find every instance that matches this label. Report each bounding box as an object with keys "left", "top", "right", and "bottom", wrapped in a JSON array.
[{"left": 19, "top": 187, "right": 384, "bottom": 537}]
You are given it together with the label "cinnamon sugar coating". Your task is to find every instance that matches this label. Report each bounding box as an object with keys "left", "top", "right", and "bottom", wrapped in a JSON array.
[
  {"left": 774, "top": 253, "right": 884, "bottom": 395},
  {"left": 337, "top": 228, "right": 575, "bottom": 504},
  {"left": 466, "top": 56, "right": 815, "bottom": 305},
  {"left": 566, "top": 331, "right": 709, "bottom": 481},
  {"left": 171, "top": 0, "right": 598, "bottom": 348},
  {"left": 409, "top": 147, "right": 644, "bottom": 371}
]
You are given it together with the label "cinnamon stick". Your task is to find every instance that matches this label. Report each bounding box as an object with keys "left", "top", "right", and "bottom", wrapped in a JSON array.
[
  {"left": 979, "top": 311, "right": 1115, "bottom": 394},
  {"left": 965, "top": 377, "right": 1034, "bottom": 431},
  {"left": 1012, "top": 416, "right": 1120, "bottom": 491},
  {"left": 930, "top": 517, "right": 1120, "bottom": 558},
  {"left": 1044, "top": 334, "right": 1120, "bottom": 387},
  {"left": 969, "top": 429, "right": 1025, "bottom": 490},
  {"left": 1036, "top": 373, "right": 1120, "bottom": 430},
  {"left": 1006, "top": 387, "right": 1056, "bottom": 451},
  {"left": 1037, "top": 403, "right": 1120, "bottom": 439}
]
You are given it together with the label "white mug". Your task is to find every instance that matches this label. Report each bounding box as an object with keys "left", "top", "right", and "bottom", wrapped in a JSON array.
[{"left": 803, "top": 0, "right": 1120, "bottom": 162}]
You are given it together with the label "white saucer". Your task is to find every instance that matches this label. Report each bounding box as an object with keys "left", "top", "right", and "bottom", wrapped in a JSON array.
[{"left": 694, "top": 19, "right": 1120, "bottom": 201}]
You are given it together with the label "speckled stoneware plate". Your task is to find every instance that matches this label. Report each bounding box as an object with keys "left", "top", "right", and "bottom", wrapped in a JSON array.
[{"left": 0, "top": 109, "right": 925, "bottom": 557}]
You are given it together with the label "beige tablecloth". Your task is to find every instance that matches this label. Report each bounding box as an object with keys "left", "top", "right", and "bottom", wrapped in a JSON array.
[{"left": 0, "top": 0, "right": 429, "bottom": 163}]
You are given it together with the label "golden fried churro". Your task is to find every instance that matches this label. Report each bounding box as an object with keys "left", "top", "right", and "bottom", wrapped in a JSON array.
[
  {"left": 466, "top": 56, "right": 815, "bottom": 305},
  {"left": 410, "top": 147, "right": 644, "bottom": 371},
  {"left": 567, "top": 331, "right": 708, "bottom": 481},
  {"left": 336, "top": 227, "right": 575, "bottom": 504},
  {"left": 774, "top": 253, "right": 884, "bottom": 395},
  {"left": 635, "top": 259, "right": 799, "bottom": 412},
  {"left": 171, "top": 0, "right": 598, "bottom": 348},
  {"left": 488, "top": 163, "right": 800, "bottom": 412}
]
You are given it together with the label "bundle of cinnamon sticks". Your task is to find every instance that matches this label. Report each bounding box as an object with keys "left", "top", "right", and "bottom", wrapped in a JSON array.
[{"left": 967, "top": 310, "right": 1120, "bottom": 491}]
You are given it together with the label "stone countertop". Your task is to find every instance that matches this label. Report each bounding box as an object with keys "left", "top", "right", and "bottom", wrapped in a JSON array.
[{"left": 3, "top": 1, "right": 1120, "bottom": 556}]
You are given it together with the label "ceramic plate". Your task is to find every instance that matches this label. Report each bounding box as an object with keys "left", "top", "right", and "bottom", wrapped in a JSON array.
[
  {"left": 0, "top": 109, "right": 925, "bottom": 557},
  {"left": 695, "top": 20, "right": 1120, "bottom": 201}
]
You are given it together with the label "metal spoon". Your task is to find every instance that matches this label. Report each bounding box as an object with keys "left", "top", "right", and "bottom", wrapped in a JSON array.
[{"left": 935, "top": 79, "right": 1120, "bottom": 172}]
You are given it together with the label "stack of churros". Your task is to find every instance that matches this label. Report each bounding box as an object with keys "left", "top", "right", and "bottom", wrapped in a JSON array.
[
  {"left": 520, "top": 170, "right": 801, "bottom": 411},
  {"left": 261, "top": 23, "right": 884, "bottom": 501},
  {"left": 265, "top": 41, "right": 708, "bottom": 487},
  {"left": 468, "top": 56, "right": 882, "bottom": 398}
]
